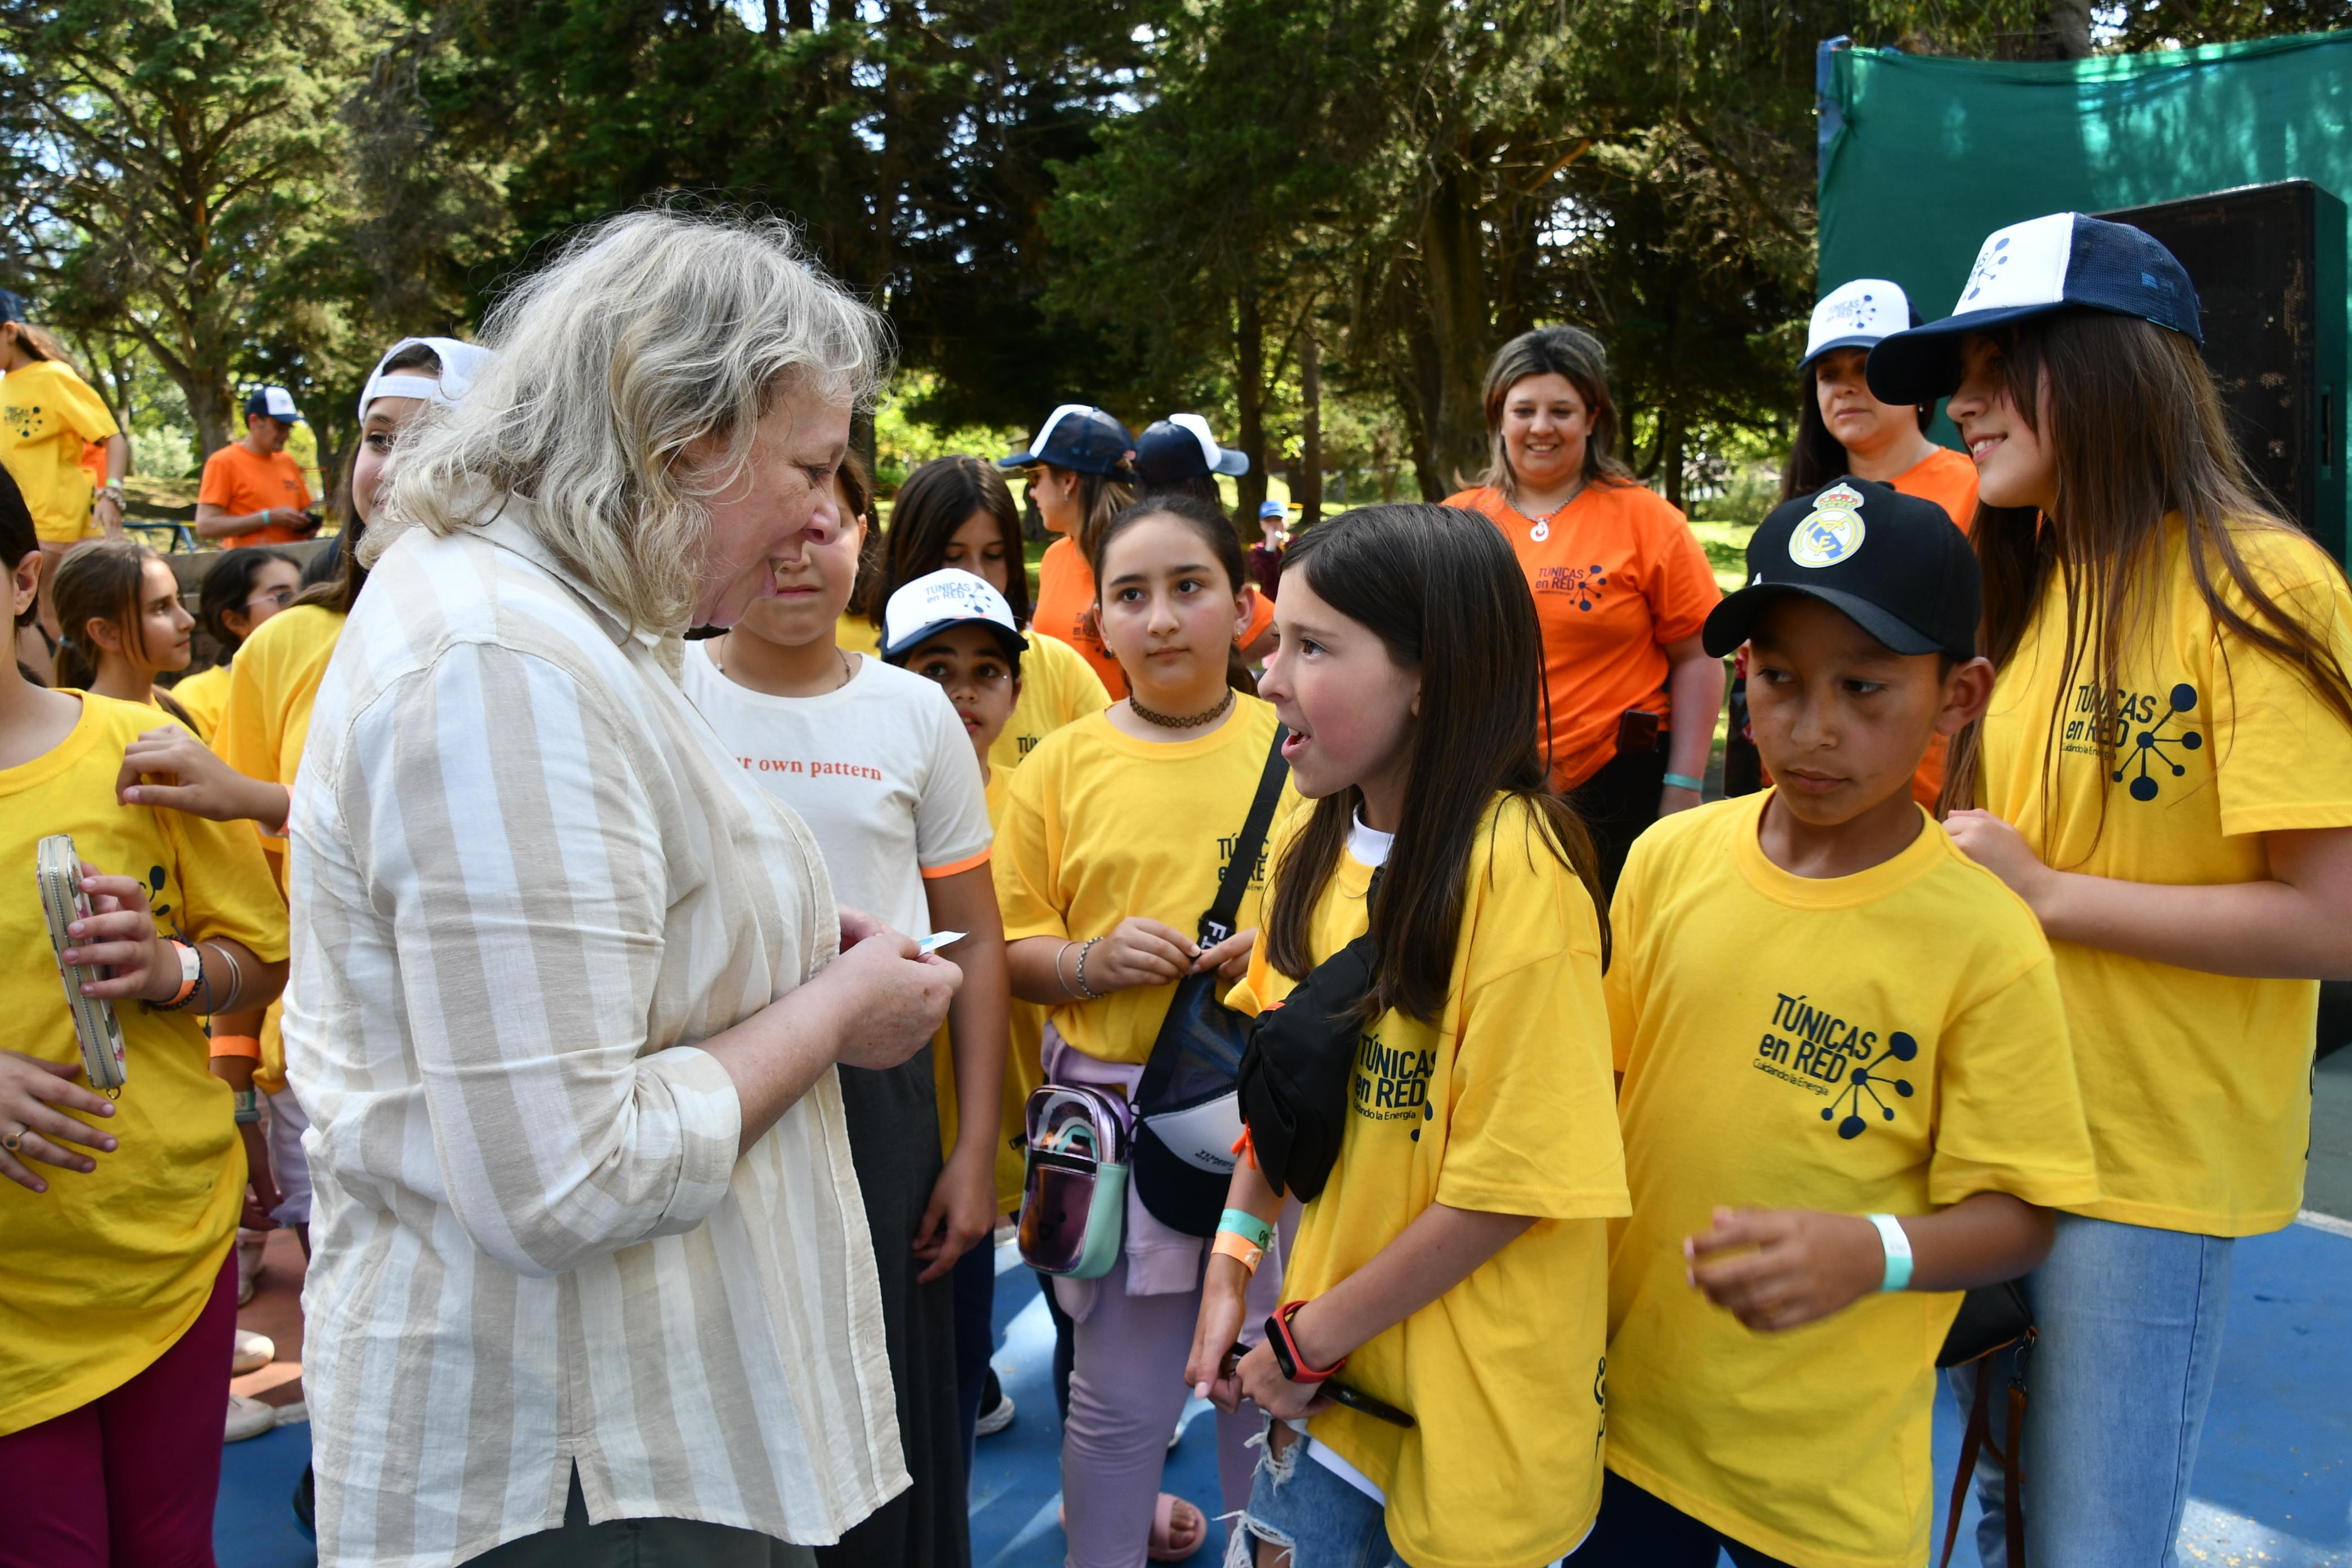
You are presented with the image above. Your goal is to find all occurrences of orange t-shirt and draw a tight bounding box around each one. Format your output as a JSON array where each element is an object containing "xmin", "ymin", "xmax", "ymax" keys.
[
  {"xmin": 1890, "ymin": 446, "xmax": 1979, "ymax": 808},
  {"xmin": 197, "ymin": 442, "xmax": 313, "ymax": 546},
  {"xmin": 1446, "ymin": 483, "xmax": 1720, "ymax": 789},
  {"xmin": 1030, "ymin": 533, "xmax": 1277, "ymax": 700}
]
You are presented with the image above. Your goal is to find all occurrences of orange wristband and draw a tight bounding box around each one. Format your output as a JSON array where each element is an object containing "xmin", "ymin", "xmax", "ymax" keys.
[
  {"xmin": 208, "ymin": 1034, "xmax": 262, "ymax": 1061},
  {"xmin": 1211, "ymin": 1230, "xmax": 1264, "ymax": 1275}
]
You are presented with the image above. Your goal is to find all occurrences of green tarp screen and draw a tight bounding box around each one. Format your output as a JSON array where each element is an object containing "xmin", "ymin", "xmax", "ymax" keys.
[{"xmin": 1818, "ymin": 33, "xmax": 2351, "ymax": 551}]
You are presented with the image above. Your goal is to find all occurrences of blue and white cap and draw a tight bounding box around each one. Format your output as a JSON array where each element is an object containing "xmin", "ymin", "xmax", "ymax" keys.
[
  {"xmin": 1867, "ymin": 212, "xmax": 2202, "ymax": 404},
  {"xmin": 243, "ymin": 385, "xmax": 300, "ymax": 422},
  {"xmin": 1802, "ymin": 279, "xmax": 1919, "ymax": 369},
  {"xmin": 996, "ymin": 403, "xmax": 1135, "ymax": 476},
  {"xmin": 881, "ymin": 568, "xmax": 1028, "ymax": 664}
]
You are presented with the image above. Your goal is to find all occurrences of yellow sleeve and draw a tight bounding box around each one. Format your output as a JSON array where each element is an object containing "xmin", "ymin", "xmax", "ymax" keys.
[
  {"xmin": 1926, "ymin": 946, "xmax": 2100, "ymax": 1210},
  {"xmin": 995, "ymin": 760, "xmax": 1069, "ymax": 944},
  {"xmin": 2206, "ymin": 548, "xmax": 2352, "ymax": 835},
  {"xmin": 1435, "ymin": 847, "xmax": 1628, "ymax": 1220},
  {"xmin": 51, "ymin": 370, "xmax": 120, "ymax": 442},
  {"xmin": 159, "ymin": 800, "xmax": 289, "ymax": 965},
  {"xmin": 1049, "ymin": 637, "xmax": 1112, "ymax": 725},
  {"xmin": 1602, "ymin": 834, "xmax": 1655, "ymax": 1075}
]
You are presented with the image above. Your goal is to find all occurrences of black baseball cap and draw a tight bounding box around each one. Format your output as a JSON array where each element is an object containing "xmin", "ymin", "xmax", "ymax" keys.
[
  {"xmin": 1135, "ymin": 414, "xmax": 1249, "ymax": 485},
  {"xmin": 1703, "ymin": 476, "xmax": 1979, "ymax": 662},
  {"xmin": 997, "ymin": 404, "xmax": 1135, "ymax": 476},
  {"xmin": 1867, "ymin": 212, "xmax": 2202, "ymax": 404}
]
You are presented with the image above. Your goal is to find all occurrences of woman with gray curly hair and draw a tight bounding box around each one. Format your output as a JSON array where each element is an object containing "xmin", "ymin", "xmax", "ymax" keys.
[{"xmin": 286, "ymin": 210, "xmax": 960, "ymax": 1567}]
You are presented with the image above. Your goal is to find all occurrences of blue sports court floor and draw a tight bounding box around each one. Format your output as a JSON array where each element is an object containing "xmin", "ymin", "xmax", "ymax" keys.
[{"xmin": 216, "ymin": 1214, "xmax": 2352, "ymax": 1567}]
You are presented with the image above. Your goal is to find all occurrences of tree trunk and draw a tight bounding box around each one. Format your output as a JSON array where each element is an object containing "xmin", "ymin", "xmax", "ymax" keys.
[
  {"xmin": 1400, "ymin": 320, "xmax": 1445, "ymax": 501},
  {"xmin": 1416, "ymin": 161, "xmax": 1493, "ymax": 495},
  {"xmin": 187, "ymin": 378, "xmax": 237, "ymax": 462},
  {"xmin": 766, "ymin": 0, "xmax": 785, "ymax": 35},
  {"xmin": 1298, "ymin": 315, "xmax": 1324, "ymax": 528},
  {"xmin": 1658, "ymin": 409, "xmax": 1687, "ymax": 512},
  {"xmin": 1235, "ymin": 278, "xmax": 1268, "ymax": 520},
  {"xmin": 2035, "ymin": 0, "xmax": 2093, "ymax": 57}
]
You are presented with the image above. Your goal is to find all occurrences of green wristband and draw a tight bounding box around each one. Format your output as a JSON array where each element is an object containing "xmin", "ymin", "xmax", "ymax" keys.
[
  {"xmin": 1217, "ymin": 1208, "xmax": 1274, "ymax": 1250},
  {"xmin": 1661, "ymin": 771, "xmax": 1705, "ymax": 793}
]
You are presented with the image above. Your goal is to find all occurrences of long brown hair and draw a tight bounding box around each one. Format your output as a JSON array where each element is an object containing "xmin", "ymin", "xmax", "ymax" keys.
[
  {"xmin": 1938, "ymin": 311, "xmax": 2352, "ymax": 850},
  {"xmin": 1091, "ymin": 491, "xmax": 1258, "ymax": 696},
  {"xmin": 1475, "ymin": 326, "xmax": 1636, "ymax": 497},
  {"xmin": 863, "ymin": 455, "xmax": 1032, "ymax": 629},
  {"xmin": 53, "ymin": 538, "xmax": 196, "ymax": 727},
  {"xmin": 1779, "ymin": 358, "xmax": 1934, "ymax": 501},
  {"xmin": 1055, "ymin": 461, "xmax": 1137, "ymax": 565},
  {"xmin": 1264, "ymin": 504, "xmax": 1607, "ymax": 1024}
]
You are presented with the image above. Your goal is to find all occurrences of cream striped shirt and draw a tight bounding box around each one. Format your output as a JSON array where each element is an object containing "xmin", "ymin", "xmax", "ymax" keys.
[{"xmin": 284, "ymin": 505, "xmax": 905, "ymax": 1567}]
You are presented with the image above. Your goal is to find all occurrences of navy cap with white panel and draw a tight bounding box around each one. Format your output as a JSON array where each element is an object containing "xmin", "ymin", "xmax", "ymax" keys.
[
  {"xmin": 881, "ymin": 568, "xmax": 1028, "ymax": 665},
  {"xmin": 1866, "ymin": 212, "xmax": 2203, "ymax": 404},
  {"xmin": 997, "ymin": 403, "xmax": 1135, "ymax": 476},
  {"xmin": 1703, "ymin": 476, "xmax": 1981, "ymax": 663},
  {"xmin": 1801, "ymin": 278, "xmax": 1922, "ymax": 370},
  {"xmin": 1136, "ymin": 413, "xmax": 1250, "ymax": 486},
  {"xmin": 243, "ymin": 385, "xmax": 301, "ymax": 422}
]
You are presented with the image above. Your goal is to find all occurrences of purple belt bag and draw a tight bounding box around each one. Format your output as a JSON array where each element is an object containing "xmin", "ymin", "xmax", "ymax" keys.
[{"xmin": 1017, "ymin": 1085, "xmax": 1133, "ymax": 1279}]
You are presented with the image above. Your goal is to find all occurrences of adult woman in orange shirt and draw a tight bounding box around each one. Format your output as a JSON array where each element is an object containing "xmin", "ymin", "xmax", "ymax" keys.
[
  {"xmin": 999, "ymin": 404, "xmax": 1138, "ymax": 696},
  {"xmin": 1445, "ymin": 326, "xmax": 1721, "ymax": 892}
]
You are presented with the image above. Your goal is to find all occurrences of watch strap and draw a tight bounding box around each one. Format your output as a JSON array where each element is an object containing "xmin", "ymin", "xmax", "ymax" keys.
[{"xmin": 1265, "ymin": 1300, "xmax": 1345, "ymax": 1384}]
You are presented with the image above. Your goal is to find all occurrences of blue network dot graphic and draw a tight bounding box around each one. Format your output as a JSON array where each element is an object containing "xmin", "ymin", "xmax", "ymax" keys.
[
  {"xmin": 1820, "ymin": 1031, "xmax": 1917, "ymax": 1139},
  {"xmin": 2117, "ymin": 683, "xmax": 2203, "ymax": 802}
]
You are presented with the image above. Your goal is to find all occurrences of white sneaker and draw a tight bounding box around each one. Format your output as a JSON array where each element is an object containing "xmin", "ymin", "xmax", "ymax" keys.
[
  {"xmin": 235, "ymin": 1229, "xmax": 268, "ymax": 1306},
  {"xmin": 975, "ymin": 1387, "xmax": 1015, "ymax": 1438},
  {"xmin": 232, "ymin": 1328, "xmax": 277, "ymax": 1377},
  {"xmin": 225, "ymin": 1392, "xmax": 277, "ymax": 1444}
]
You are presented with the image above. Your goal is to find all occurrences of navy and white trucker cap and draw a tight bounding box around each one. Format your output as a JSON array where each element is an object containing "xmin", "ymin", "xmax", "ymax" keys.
[
  {"xmin": 997, "ymin": 403, "xmax": 1135, "ymax": 476},
  {"xmin": 1137, "ymin": 413, "xmax": 1250, "ymax": 485},
  {"xmin": 1867, "ymin": 212, "xmax": 2202, "ymax": 404},
  {"xmin": 1801, "ymin": 279, "xmax": 1921, "ymax": 370}
]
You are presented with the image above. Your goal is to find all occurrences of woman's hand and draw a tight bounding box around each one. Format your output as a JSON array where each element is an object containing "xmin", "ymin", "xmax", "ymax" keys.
[
  {"xmin": 1185, "ymin": 1254, "xmax": 1254, "ymax": 1410},
  {"xmin": 1658, "ymin": 783, "xmax": 1703, "ymax": 817},
  {"xmin": 1193, "ymin": 925, "xmax": 1255, "ymax": 985},
  {"xmin": 59, "ymin": 866, "xmax": 179, "ymax": 1003},
  {"xmin": 912, "ymin": 1143, "xmax": 996, "ymax": 1283},
  {"xmin": 1685, "ymin": 1206, "xmax": 1885, "ymax": 1333},
  {"xmin": 822, "ymin": 923, "xmax": 962, "ymax": 1071},
  {"xmin": 1233, "ymin": 1339, "xmax": 1331, "ymax": 1422},
  {"xmin": 1946, "ymin": 809, "xmax": 2057, "ymax": 912},
  {"xmin": 1088, "ymin": 917, "xmax": 1198, "ymax": 994},
  {"xmin": 117, "ymin": 725, "xmax": 290, "ymax": 826},
  {"xmin": 0, "ymin": 1049, "xmax": 119, "ymax": 1193}
]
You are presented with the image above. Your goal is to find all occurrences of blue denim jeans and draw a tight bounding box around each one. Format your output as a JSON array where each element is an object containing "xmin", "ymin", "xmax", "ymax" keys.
[
  {"xmin": 1960, "ymin": 1211, "xmax": 2234, "ymax": 1568},
  {"xmin": 1231, "ymin": 1428, "xmax": 1404, "ymax": 1568}
]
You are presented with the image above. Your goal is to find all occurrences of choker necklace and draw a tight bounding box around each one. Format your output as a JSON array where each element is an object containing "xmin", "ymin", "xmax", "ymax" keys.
[{"xmin": 1130, "ymin": 689, "xmax": 1235, "ymax": 729}]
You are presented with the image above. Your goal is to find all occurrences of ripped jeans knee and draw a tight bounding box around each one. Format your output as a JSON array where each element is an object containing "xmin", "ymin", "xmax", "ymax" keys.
[{"xmin": 1227, "ymin": 1419, "xmax": 1395, "ymax": 1568}]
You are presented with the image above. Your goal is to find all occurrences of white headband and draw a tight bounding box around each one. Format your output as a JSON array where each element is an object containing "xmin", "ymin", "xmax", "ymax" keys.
[{"xmin": 356, "ymin": 336, "xmax": 492, "ymax": 426}]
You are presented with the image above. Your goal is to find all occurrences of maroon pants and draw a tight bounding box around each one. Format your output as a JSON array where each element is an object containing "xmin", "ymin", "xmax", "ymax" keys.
[{"xmin": 0, "ymin": 1251, "xmax": 235, "ymax": 1568}]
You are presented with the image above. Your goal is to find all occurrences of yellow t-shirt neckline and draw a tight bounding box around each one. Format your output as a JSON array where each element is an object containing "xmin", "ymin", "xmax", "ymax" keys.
[{"xmin": 1732, "ymin": 796, "xmax": 1944, "ymax": 910}]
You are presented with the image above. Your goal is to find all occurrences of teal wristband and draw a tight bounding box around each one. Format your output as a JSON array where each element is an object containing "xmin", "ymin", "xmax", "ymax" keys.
[
  {"xmin": 1866, "ymin": 1212, "xmax": 1913, "ymax": 1292},
  {"xmin": 1217, "ymin": 1208, "xmax": 1274, "ymax": 1250},
  {"xmin": 1661, "ymin": 771, "xmax": 1705, "ymax": 793}
]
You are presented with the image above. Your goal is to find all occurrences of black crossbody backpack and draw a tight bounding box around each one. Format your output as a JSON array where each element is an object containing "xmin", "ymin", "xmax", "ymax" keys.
[
  {"xmin": 1129, "ymin": 725, "xmax": 1290, "ymax": 1237},
  {"xmin": 1234, "ymin": 867, "xmax": 1385, "ymax": 1204}
]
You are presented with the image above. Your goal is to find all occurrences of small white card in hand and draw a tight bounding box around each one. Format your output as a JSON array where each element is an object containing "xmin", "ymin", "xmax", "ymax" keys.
[{"xmin": 918, "ymin": 930, "xmax": 966, "ymax": 955}]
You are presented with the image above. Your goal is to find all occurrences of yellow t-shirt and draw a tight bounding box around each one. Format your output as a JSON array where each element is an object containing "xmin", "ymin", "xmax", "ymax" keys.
[
  {"xmin": 836, "ymin": 612, "xmax": 883, "ymax": 658},
  {"xmin": 167, "ymin": 663, "xmax": 231, "ymax": 743},
  {"xmin": 995, "ymin": 627, "xmax": 1112, "ymax": 777},
  {"xmin": 1603, "ymin": 794, "xmax": 2098, "ymax": 1568},
  {"xmin": 1227, "ymin": 797, "xmax": 1626, "ymax": 1568},
  {"xmin": 996, "ymin": 697, "xmax": 1292, "ymax": 1066},
  {"xmin": 1978, "ymin": 522, "xmax": 2352, "ymax": 1236},
  {"xmin": 0, "ymin": 360, "xmax": 121, "ymax": 542},
  {"xmin": 0, "ymin": 693, "xmax": 289, "ymax": 1436}
]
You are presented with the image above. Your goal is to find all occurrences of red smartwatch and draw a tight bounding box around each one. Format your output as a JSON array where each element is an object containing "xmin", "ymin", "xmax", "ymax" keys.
[{"xmin": 1264, "ymin": 1300, "xmax": 1347, "ymax": 1384}]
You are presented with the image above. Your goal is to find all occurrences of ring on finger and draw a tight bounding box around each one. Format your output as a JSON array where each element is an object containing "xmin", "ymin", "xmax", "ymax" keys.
[{"xmin": 1, "ymin": 1128, "xmax": 21, "ymax": 1153}]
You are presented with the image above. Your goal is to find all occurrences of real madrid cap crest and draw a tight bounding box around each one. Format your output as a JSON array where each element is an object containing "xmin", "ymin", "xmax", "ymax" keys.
[
  {"xmin": 1801, "ymin": 279, "xmax": 1921, "ymax": 370},
  {"xmin": 1701, "ymin": 476, "xmax": 1980, "ymax": 662},
  {"xmin": 881, "ymin": 568, "xmax": 1028, "ymax": 665},
  {"xmin": 1865, "ymin": 212, "xmax": 2202, "ymax": 404}
]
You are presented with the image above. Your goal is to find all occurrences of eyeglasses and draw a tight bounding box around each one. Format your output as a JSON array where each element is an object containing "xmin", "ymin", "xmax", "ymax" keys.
[{"xmin": 243, "ymin": 587, "xmax": 295, "ymax": 612}]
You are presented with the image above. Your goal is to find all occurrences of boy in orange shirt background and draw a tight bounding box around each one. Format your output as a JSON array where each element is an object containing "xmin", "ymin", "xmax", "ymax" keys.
[{"xmin": 195, "ymin": 387, "xmax": 316, "ymax": 547}]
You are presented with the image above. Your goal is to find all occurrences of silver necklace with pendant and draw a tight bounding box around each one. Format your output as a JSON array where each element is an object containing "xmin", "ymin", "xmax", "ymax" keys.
[{"xmin": 1521, "ymin": 484, "xmax": 1582, "ymax": 543}]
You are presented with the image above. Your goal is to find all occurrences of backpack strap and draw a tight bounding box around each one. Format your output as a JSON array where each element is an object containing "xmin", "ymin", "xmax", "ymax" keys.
[{"xmin": 1199, "ymin": 725, "xmax": 1290, "ymax": 945}]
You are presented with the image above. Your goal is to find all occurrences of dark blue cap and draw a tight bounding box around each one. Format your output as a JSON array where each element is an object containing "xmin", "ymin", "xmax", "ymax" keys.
[
  {"xmin": 0, "ymin": 290, "xmax": 25, "ymax": 326},
  {"xmin": 997, "ymin": 404, "xmax": 1134, "ymax": 476},
  {"xmin": 1136, "ymin": 414, "xmax": 1249, "ymax": 485},
  {"xmin": 1867, "ymin": 213, "xmax": 2202, "ymax": 404}
]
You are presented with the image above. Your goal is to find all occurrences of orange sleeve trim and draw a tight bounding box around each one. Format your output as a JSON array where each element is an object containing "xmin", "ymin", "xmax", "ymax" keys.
[{"xmin": 920, "ymin": 847, "xmax": 994, "ymax": 880}]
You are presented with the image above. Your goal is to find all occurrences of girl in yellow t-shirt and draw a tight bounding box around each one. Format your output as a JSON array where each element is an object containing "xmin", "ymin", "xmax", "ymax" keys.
[
  {"xmin": 1184, "ymin": 502, "xmax": 1628, "ymax": 1568},
  {"xmin": 165, "ymin": 546, "xmax": 302, "ymax": 741},
  {"xmin": 0, "ymin": 471, "xmax": 289, "ymax": 1557},
  {"xmin": 1869, "ymin": 213, "xmax": 2352, "ymax": 1565},
  {"xmin": 862, "ymin": 453, "xmax": 1115, "ymax": 1457},
  {"xmin": 997, "ymin": 492, "xmax": 1290, "ymax": 1566}
]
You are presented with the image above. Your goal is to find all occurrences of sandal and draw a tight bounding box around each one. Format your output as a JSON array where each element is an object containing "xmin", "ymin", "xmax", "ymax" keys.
[{"xmin": 1147, "ymin": 1493, "xmax": 1206, "ymax": 1562}]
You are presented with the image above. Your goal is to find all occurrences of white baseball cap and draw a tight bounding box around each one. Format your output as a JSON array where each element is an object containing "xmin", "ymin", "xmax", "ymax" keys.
[
  {"xmin": 882, "ymin": 569, "xmax": 1028, "ymax": 663},
  {"xmin": 1802, "ymin": 279, "xmax": 1919, "ymax": 369}
]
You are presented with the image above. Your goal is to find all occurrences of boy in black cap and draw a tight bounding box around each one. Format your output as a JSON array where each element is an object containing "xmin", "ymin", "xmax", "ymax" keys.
[{"xmin": 1579, "ymin": 476, "xmax": 2100, "ymax": 1568}]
